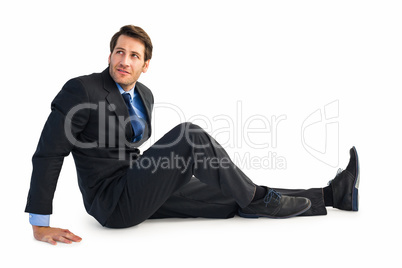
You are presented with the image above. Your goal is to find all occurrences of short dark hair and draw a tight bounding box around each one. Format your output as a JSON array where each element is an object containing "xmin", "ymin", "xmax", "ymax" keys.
[{"xmin": 110, "ymin": 25, "xmax": 153, "ymax": 61}]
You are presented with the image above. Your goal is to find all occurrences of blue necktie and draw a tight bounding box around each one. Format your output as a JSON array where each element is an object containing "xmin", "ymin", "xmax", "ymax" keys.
[{"xmin": 122, "ymin": 93, "xmax": 145, "ymax": 141}]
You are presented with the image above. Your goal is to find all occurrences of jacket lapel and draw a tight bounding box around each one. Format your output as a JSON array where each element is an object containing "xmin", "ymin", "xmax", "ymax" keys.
[{"xmin": 135, "ymin": 83, "xmax": 152, "ymax": 127}]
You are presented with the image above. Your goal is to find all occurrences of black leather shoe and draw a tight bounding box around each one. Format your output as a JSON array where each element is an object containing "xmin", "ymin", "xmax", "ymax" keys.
[
  {"xmin": 328, "ymin": 146, "xmax": 360, "ymax": 211},
  {"xmin": 238, "ymin": 188, "xmax": 312, "ymax": 219}
]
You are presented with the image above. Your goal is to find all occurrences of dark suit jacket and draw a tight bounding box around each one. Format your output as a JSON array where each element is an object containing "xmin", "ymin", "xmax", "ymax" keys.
[{"xmin": 25, "ymin": 67, "xmax": 154, "ymax": 225}]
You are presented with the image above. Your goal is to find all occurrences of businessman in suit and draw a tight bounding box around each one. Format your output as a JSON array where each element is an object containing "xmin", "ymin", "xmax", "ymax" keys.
[{"xmin": 25, "ymin": 25, "xmax": 360, "ymax": 245}]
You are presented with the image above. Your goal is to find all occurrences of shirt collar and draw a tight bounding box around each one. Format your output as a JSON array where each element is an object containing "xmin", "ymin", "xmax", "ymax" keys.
[{"xmin": 115, "ymin": 83, "xmax": 136, "ymax": 99}]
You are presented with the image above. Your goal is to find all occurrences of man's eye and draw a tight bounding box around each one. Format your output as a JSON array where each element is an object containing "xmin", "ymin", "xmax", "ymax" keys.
[
  {"xmin": 132, "ymin": 54, "xmax": 139, "ymax": 58},
  {"xmin": 116, "ymin": 51, "xmax": 123, "ymax": 54}
]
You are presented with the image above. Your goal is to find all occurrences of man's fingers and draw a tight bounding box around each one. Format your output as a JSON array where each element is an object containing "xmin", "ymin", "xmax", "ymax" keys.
[
  {"xmin": 57, "ymin": 236, "xmax": 73, "ymax": 244},
  {"xmin": 43, "ymin": 235, "xmax": 57, "ymax": 245},
  {"xmin": 64, "ymin": 231, "xmax": 82, "ymax": 242}
]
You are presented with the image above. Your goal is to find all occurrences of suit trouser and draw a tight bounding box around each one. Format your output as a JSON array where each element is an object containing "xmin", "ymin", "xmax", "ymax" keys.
[
  {"xmin": 149, "ymin": 180, "xmax": 327, "ymax": 220},
  {"xmin": 104, "ymin": 123, "xmax": 326, "ymax": 228}
]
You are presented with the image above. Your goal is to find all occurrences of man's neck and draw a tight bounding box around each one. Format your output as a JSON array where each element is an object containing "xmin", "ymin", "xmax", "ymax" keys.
[
  {"xmin": 116, "ymin": 82, "xmax": 135, "ymax": 94},
  {"xmin": 119, "ymin": 83, "xmax": 136, "ymax": 92}
]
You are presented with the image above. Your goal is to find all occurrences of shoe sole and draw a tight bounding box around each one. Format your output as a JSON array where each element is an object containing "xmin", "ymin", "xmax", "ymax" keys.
[
  {"xmin": 352, "ymin": 146, "xmax": 360, "ymax": 211},
  {"xmin": 238, "ymin": 200, "xmax": 312, "ymax": 219}
]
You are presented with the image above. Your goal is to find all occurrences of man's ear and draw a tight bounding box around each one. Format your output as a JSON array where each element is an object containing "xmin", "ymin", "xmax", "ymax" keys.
[
  {"xmin": 142, "ymin": 60, "xmax": 151, "ymax": 73},
  {"xmin": 108, "ymin": 54, "xmax": 111, "ymax": 65}
]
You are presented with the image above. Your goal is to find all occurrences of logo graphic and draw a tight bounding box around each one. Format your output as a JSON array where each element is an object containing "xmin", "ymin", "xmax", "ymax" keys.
[{"xmin": 301, "ymin": 100, "xmax": 339, "ymax": 167}]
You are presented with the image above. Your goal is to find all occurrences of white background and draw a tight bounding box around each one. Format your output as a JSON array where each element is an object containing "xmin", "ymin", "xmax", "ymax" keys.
[{"xmin": 1, "ymin": 0, "xmax": 401, "ymax": 267}]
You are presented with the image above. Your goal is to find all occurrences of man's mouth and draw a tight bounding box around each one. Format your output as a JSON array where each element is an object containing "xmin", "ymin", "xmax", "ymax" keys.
[{"xmin": 117, "ymin": 68, "xmax": 130, "ymax": 75}]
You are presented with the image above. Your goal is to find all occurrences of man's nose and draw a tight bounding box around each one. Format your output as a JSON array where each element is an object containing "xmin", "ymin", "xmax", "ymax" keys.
[{"xmin": 120, "ymin": 55, "xmax": 130, "ymax": 66}]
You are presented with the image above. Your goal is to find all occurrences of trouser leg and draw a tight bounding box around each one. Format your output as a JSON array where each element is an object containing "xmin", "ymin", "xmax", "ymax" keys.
[
  {"xmin": 150, "ymin": 176, "xmax": 239, "ymax": 219},
  {"xmin": 150, "ymin": 184, "xmax": 327, "ymax": 220},
  {"xmin": 105, "ymin": 123, "xmax": 255, "ymax": 228}
]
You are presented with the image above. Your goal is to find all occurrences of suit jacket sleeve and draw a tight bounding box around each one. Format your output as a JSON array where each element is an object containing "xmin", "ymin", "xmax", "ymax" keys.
[{"xmin": 25, "ymin": 78, "xmax": 90, "ymax": 214}]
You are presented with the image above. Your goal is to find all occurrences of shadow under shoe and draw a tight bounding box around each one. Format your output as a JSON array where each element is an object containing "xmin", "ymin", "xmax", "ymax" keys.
[
  {"xmin": 328, "ymin": 146, "xmax": 360, "ymax": 211},
  {"xmin": 238, "ymin": 189, "xmax": 312, "ymax": 219}
]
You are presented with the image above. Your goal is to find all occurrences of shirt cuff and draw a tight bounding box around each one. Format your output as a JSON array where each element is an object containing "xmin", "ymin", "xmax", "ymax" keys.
[{"xmin": 29, "ymin": 213, "xmax": 50, "ymax": 227}]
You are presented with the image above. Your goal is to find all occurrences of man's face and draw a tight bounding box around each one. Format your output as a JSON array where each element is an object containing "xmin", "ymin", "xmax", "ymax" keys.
[{"xmin": 108, "ymin": 35, "xmax": 150, "ymax": 91}]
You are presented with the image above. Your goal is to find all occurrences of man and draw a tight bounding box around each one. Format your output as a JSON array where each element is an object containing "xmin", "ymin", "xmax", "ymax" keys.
[{"xmin": 25, "ymin": 25, "xmax": 360, "ymax": 245}]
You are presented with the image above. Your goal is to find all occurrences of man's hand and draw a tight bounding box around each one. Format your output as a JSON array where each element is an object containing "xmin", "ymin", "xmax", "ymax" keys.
[{"xmin": 32, "ymin": 225, "xmax": 82, "ymax": 245}]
